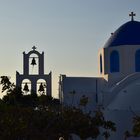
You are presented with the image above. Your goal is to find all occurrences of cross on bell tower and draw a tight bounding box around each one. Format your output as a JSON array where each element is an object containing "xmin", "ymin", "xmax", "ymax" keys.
[
  {"xmin": 129, "ymin": 12, "xmax": 136, "ymax": 21},
  {"xmin": 32, "ymin": 46, "xmax": 37, "ymax": 51},
  {"xmin": 16, "ymin": 46, "xmax": 52, "ymax": 96}
]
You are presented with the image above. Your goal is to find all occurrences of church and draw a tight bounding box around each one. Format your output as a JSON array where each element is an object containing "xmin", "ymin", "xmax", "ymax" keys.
[{"xmin": 59, "ymin": 12, "xmax": 140, "ymax": 139}]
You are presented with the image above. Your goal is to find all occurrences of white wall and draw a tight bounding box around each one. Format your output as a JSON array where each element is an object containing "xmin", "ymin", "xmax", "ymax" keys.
[
  {"xmin": 59, "ymin": 75, "xmax": 103, "ymax": 111},
  {"xmin": 98, "ymin": 45, "xmax": 140, "ymax": 86}
]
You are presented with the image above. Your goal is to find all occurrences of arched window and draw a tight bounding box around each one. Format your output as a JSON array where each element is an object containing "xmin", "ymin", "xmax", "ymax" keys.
[
  {"xmin": 100, "ymin": 55, "xmax": 103, "ymax": 73},
  {"xmin": 110, "ymin": 50, "xmax": 120, "ymax": 72},
  {"xmin": 22, "ymin": 79, "xmax": 31, "ymax": 95},
  {"xmin": 29, "ymin": 53, "xmax": 39, "ymax": 75},
  {"xmin": 135, "ymin": 50, "xmax": 140, "ymax": 72},
  {"xmin": 37, "ymin": 79, "xmax": 47, "ymax": 95}
]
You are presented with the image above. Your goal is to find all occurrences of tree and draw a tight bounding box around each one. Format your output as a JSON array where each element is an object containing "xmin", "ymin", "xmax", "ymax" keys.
[
  {"xmin": 0, "ymin": 76, "xmax": 15, "ymax": 93},
  {"xmin": 0, "ymin": 76, "xmax": 116, "ymax": 140},
  {"xmin": 123, "ymin": 113, "xmax": 140, "ymax": 140}
]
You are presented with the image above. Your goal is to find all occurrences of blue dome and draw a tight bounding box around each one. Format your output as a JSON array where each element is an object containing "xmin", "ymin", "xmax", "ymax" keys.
[{"xmin": 104, "ymin": 21, "xmax": 140, "ymax": 48}]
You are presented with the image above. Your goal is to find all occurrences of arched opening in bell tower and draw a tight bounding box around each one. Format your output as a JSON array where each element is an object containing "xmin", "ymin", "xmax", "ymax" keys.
[
  {"xmin": 22, "ymin": 79, "xmax": 31, "ymax": 95},
  {"xmin": 37, "ymin": 79, "xmax": 47, "ymax": 96},
  {"xmin": 29, "ymin": 53, "xmax": 39, "ymax": 75}
]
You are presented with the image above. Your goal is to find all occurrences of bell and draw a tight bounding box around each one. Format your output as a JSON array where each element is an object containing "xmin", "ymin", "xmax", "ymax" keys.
[
  {"xmin": 38, "ymin": 83, "xmax": 44, "ymax": 92},
  {"xmin": 31, "ymin": 57, "xmax": 37, "ymax": 66},
  {"xmin": 23, "ymin": 83, "xmax": 29, "ymax": 92}
]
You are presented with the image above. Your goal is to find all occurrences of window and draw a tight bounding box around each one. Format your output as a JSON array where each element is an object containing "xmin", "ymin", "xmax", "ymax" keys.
[
  {"xmin": 135, "ymin": 50, "xmax": 140, "ymax": 72},
  {"xmin": 110, "ymin": 51, "xmax": 120, "ymax": 72},
  {"xmin": 100, "ymin": 55, "xmax": 103, "ymax": 73}
]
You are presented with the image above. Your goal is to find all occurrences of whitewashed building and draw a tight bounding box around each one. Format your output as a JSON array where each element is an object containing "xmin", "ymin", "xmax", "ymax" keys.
[{"xmin": 59, "ymin": 13, "xmax": 140, "ymax": 140}]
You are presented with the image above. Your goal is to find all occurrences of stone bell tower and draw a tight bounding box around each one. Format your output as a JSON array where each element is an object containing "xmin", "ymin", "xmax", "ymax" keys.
[{"xmin": 16, "ymin": 46, "xmax": 52, "ymax": 96}]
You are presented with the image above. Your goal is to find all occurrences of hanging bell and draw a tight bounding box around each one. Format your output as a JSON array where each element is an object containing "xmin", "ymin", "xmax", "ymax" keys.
[
  {"xmin": 31, "ymin": 57, "xmax": 37, "ymax": 66},
  {"xmin": 23, "ymin": 83, "xmax": 29, "ymax": 92},
  {"xmin": 38, "ymin": 83, "xmax": 45, "ymax": 92}
]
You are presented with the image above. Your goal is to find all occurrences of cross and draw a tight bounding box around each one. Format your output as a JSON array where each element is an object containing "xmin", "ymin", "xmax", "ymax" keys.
[
  {"xmin": 32, "ymin": 46, "xmax": 37, "ymax": 51},
  {"xmin": 129, "ymin": 12, "xmax": 136, "ymax": 21}
]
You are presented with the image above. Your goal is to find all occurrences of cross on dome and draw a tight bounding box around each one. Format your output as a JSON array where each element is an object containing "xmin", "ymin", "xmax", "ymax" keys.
[{"xmin": 129, "ymin": 12, "xmax": 136, "ymax": 21}]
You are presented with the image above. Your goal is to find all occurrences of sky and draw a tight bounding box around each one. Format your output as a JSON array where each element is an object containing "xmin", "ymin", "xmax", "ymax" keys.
[{"xmin": 0, "ymin": 0, "xmax": 140, "ymax": 98}]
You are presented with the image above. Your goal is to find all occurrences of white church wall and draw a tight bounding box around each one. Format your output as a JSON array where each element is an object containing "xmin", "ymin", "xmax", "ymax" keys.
[
  {"xmin": 108, "ymin": 76, "xmax": 140, "ymax": 111},
  {"xmin": 104, "ymin": 110, "xmax": 138, "ymax": 140},
  {"xmin": 99, "ymin": 45, "xmax": 140, "ymax": 86},
  {"xmin": 105, "ymin": 45, "xmax": 124, "ymax": 85},
  {"xmin": 59, "ymin": 75, "xmax": 103, "ymax": 111},
  {"xmin": 104, "ymin": 76, "xmax": 140, "ymax": 140}
]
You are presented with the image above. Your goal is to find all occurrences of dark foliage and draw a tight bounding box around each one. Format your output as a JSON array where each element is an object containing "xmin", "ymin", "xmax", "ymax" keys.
[{"xmin": 0, "ymin": 76, "xmax": 116, "ymax": 140}]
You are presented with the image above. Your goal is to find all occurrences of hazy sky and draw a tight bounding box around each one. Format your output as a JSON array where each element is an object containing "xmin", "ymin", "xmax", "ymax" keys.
[{"xmin": 0, "ymin": 0, "xmax": 140, "ymax": 97}]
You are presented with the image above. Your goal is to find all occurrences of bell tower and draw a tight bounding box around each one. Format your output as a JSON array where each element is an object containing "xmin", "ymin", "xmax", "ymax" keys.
[{"xmin": 16, "ymin": 46, "xmax": 52, "ymax": 96}]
